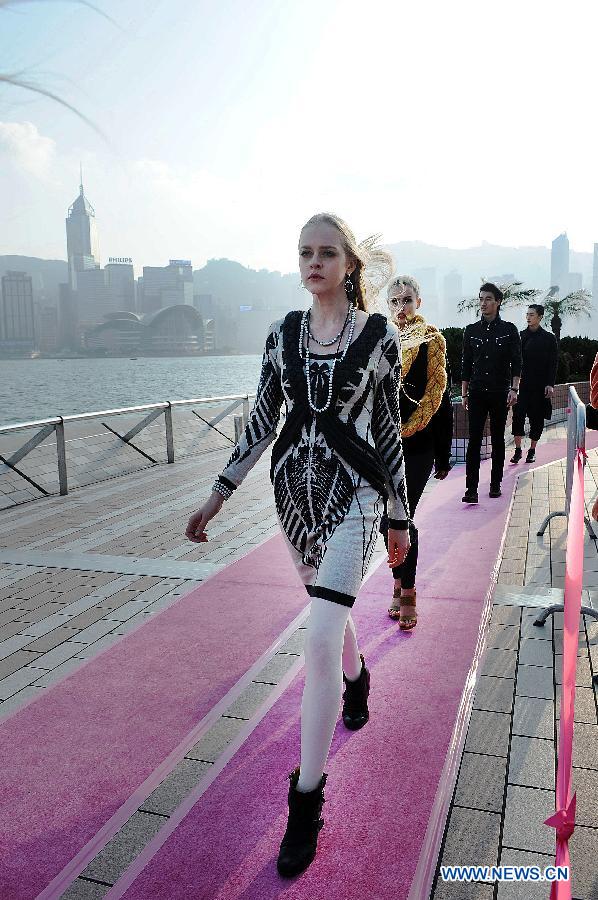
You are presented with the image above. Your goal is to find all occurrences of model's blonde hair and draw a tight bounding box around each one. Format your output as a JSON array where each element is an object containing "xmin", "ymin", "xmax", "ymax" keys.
[
  {"xmin": 387, "ymin": 274, "xmax": 421, "ymax": 299},
  {"xmin": 300, "ymin": 212, "xmax": 394, "ymax": 312}
]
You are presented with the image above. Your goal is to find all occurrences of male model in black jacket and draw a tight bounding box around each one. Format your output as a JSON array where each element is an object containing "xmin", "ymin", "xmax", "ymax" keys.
[
  {"xmin": 510, "ymin": 304, "xmax": 558, "ymax": 464},
  {"xmin": 461, "ymin": 283, "xmax": 522, "ymax": 502}
]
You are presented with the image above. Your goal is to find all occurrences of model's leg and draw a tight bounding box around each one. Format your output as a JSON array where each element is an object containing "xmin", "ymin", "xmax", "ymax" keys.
[
  {"xmin": 465, "ymin": 392, "xmax": 489, "ymax": 493},
  {"xmin": 342, "ymin": 613, "xmax": 362, "ymax": 681},
  {"xmin": 298, "ymin": 596, "xmax": 352, "ymax": 792},
  {"xmin": 489, "ymin": 392, "xmax": 509, "ymax": 488},
  {"xmin": 380, "ymin": 509, "xmax": 401, "ymax": 614},
  {"xmin": 392, "ymin": 447, "xmax": 434, "ymax": 628},
  {"xmin": 397, "ymin": 447, "xmax": 434, "ymax": 591},
  {"xmin": 511, "ymin": 398, "xmax": 525, "ymax": 461},
  {"xmin": 527, "ymin": 395, "xmax": 544, "ymax": 460}
]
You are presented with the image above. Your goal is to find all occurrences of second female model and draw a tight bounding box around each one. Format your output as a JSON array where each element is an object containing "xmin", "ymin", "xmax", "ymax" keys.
[
  {"xmin": 186, "ymin": 213, "xmax": 409, "ymax": 878},
  {"xmin": 380, "ymin": 275, "xmax": 452, "ymax": 628}
]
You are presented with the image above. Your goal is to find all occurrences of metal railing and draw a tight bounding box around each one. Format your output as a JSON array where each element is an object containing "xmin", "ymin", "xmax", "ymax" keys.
[
  {"xmin": 537, "ymin": 386, "xmax": 594, "ymax": 535},
  {"xmin": 0, "ymin": 394, "xmax": 252, "ymax": 501},
  {"xmin": 533, "ymin": 386, "xmax": 598, "ymax": 637}
]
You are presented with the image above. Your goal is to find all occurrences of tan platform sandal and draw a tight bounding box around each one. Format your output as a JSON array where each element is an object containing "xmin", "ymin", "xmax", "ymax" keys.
[
  {"xmin": 388, "ymin": 585, "xmax": 402, "ymax": 620},
  {"xmin": 399, "ymin": 590, "xmax": 417, "ymax": 631}
]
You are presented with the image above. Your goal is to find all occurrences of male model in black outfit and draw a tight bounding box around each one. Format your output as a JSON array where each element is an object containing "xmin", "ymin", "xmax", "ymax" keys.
[
  {"xmin": 510, "ymin": 304, "xmax": 558, "ymax": 464},
  {"xmin": 461, "ymin": 283, "xmax": 522, "ymax": 503}
]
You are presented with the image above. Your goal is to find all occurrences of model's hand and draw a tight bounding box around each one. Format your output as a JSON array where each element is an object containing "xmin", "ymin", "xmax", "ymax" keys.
[
  {"xmin": 185, "ymin": 492, "xmax": 224, "ymax": 543},
  {"xmin": 434, "ymin": 467, "xmax": 451, "ymax": 480},
  {"xmin": 507, "ymin": 389, "xmax": 518, "ymax": 407},
  {"xmin": 545, "ymin": 386, "xmax": 555, "ymax": 398},
  {"xmin": 592, "ymin": 496, "xmax": 598, "ymax": 522},
  {"xmin": 387, "ymin": 528, "xmax": 410, "ymax": 568},
  {"xmin": 462, "ymin": 395, "xmax": 468, "ymax": 411}
]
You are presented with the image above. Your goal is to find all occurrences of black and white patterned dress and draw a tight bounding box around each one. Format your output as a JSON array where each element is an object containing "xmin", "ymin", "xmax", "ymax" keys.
[{"xmin": 214, "ymin": 311, "xmax": 409, "ymax": 608}]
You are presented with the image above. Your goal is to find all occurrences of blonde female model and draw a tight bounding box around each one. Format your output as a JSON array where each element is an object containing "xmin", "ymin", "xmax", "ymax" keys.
[{"xmin": 186, "ymin": 213, "xmax": 409, "ymax": 877}]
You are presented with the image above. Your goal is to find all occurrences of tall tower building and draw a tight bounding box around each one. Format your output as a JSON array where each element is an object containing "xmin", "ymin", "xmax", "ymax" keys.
[
  {"xmin": 105, "ymin": 259, "xmax": 136, "ymax": 312},
  {"xmin": 0, "ymin": 271, "xmax": 35, "ymax": 351},
  {"xmin": 65, "ymin": 169, "xmax": 100, "ymax": 290},
  {"xmin": 140, "ymin": 260, "xmax": 194, "ymax": 314},
  {"xmin": 443, "ymin": 271, "xmax": 463, "ymax": 301},
  {"xmin": 550, "ymin": 233, "xmax": 569, "ymax": 293}
]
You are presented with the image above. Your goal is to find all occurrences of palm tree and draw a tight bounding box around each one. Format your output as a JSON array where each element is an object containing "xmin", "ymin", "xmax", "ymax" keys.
[
  {"xmin": 457, "ymin": 279, "xmax": 542, "ymax": 315},
  {"xmin": 542, "ymin": 285, "xmax": 592, "ymax": 345}
]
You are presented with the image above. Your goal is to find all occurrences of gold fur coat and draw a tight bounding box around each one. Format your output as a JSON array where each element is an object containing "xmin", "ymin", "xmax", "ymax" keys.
[{"xmin": 399, "ymin": 314, "xmax": 447, "ymax": 438}]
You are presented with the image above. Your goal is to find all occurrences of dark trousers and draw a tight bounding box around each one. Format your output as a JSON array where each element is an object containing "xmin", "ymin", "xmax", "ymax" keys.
[
  {"xmin": 512, "ymin": 390, "xmax": 545, "ymax": 442},
  {"xmin": 380, "ymin": 444, "xmax": 435, "ymax": 587},
  {"xmin": 466, "ymin": 390, "xmax": 509, "ymax": 491}
]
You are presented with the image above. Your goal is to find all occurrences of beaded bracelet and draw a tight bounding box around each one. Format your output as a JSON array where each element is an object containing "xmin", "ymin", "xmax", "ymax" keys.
[{"xmin": 212, "ymin": 480, "xmax": 233, "ymax": 501}]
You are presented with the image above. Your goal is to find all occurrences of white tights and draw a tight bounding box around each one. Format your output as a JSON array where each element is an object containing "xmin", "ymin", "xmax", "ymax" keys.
[{"xmin": 296, "ymin": 597, "xmax": 363, "ymax": 792}]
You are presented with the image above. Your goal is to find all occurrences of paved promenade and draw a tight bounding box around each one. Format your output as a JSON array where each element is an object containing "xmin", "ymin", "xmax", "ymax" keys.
[
  {"xmin": 432, "ymin": 427, "xmax": 598, "ymax": 900},
  {"xmin": 0, "ymin": 422, "xmax": 596, "ymax": 899}
]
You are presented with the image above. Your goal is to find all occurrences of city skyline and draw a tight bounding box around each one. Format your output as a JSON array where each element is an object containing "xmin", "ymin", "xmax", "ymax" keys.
[
  {"xmin": 3, "ymin": 172, "xmax": 598, "ymax": 353},
  {"xmin": 2, "ymin": 1, "xmax": 598, "ymax": 274}
]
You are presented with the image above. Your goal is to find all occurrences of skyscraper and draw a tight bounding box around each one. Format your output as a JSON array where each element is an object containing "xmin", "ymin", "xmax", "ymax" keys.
[
  {"xmin": 105, "ymin": 259, "xmax": 136, "ymax": 312},
  {"xmin": 550, "ymin": 233, "xmax": 569, "ymax": 293},
  {"xmin": 1, "ymin": 271, "xmax": 35, "ymax": 351},
  {"xmin": 65, "ymin": 169, "xmax": 100, "ymax": 291},
  {"xmin": 140, "ymin": 261, "xmax": 194, "ymax": 314},
  {"xmin": 413, "ymin": 267, "xmax": 438, "ymax": 300}
]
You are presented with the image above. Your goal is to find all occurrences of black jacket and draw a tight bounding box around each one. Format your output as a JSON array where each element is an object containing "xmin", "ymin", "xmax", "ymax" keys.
[
  {"xmin": 519, "ymin": 326, "xmax": 558, "ymax": 392},
  {"xmin": 400, "ymin": 344, "xmax": 453, "ymax": 471},
  {"xmin": 462, "ymin": 314, "xmax": 522, "ymax": 392}
]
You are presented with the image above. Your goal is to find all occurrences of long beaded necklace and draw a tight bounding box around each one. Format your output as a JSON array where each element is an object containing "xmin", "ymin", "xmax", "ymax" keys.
[{"xmin": 299, "ymin": 303, "xmax": 357, "ymax": 414}]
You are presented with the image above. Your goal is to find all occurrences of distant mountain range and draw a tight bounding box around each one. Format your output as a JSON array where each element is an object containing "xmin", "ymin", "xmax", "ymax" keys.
[{"xmin": 2, "ymin": 240, "xmax": 596, "ymax": 337}]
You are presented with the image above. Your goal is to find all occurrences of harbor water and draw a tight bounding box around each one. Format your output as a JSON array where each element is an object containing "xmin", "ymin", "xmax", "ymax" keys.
[{"xmin": 0, "ymin": 356, "xmax": 263, "ymax": 427}]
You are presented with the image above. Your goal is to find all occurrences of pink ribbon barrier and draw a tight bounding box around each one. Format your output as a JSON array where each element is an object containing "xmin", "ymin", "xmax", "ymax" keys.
[{"xmin": 544, "ymin": 448, "xmax": 586, "ymax": 899}]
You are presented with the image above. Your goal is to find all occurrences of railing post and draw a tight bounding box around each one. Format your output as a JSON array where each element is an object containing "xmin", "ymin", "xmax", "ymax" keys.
[
  {"xmin": 55, "ymin": 418, "xmax": 68, "ymax": 495},
  {"xmin": 242, "ymin": 397, "xmax": 250, "ymax": 427},
  {"xmin": 234, "ymin": 415, "xmax": 243, "ymax": 442},
  {"xmin": 165, "ymin": 402, "xmax": 175, "ymax": 464}
]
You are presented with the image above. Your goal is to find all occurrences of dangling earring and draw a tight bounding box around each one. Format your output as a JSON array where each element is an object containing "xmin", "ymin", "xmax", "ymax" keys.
[{"xmin": 345, "ymin": 275, "xmax": 355, "ymax": 299}]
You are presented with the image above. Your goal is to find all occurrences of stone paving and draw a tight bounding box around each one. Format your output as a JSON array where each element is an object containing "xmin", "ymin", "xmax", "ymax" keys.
[
  {"xmin": 432, "ymin": 436, "xmax": 598, "ymax": 900},
  {"xmin": 0, "ymin": 446, "xmax": 280, "ymax": 716},
  {"xmin": 1, "ymin": 421, "xmax": 597, "ymax": 898}
]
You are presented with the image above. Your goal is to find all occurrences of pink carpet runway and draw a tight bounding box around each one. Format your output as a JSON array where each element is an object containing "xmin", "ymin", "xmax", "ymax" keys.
[
  {"xmin": 106, "ymin": 435, "xmax": 592, "ymax": 900},
  {"xmin": 2, "ymin": 433, "xmax": 593, "ymax": 899},
  {"xmin": 0, "ymin": 536, "xmax": 307, "ymax": 899}
]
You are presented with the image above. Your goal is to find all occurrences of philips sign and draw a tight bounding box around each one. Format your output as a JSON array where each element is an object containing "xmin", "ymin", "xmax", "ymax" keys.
[{"xmin": 108, "ymin": 257, "xmax": 133, "ymax": 264}]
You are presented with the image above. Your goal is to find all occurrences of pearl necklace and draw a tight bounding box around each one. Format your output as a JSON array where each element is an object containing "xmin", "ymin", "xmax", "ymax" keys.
[{"xmin": 299, "ymin": 305, "xmax": 357, "ymax": 414}]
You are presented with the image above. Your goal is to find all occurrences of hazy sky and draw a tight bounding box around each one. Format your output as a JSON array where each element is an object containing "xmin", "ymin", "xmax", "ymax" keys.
[{"xmin": 1, "ymin": 0, "xmax": 597, "ymax": 274}]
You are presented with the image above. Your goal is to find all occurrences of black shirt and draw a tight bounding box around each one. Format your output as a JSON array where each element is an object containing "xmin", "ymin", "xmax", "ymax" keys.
[
  {"xmin": 519, "ymin": 326, "xmax": 558, "ymax": 392},
  {"xmin": 462, "ymin": 314, "xmax": 522, "ymax": 393}
]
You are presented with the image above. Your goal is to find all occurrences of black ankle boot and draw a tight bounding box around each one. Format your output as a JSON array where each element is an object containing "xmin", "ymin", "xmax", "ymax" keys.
[
  {"xmin": 342, "ymin": 654, "xmax": 370, "ymax": 731},
  {"xmin": 277, "ymin": 768, "xmax": 327, "ymax": 877}
]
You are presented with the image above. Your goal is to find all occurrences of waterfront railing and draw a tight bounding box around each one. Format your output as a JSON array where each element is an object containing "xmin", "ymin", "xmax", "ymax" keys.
[
  {"xmin": 0, "ymin": 394, "xmax": 253, "ymax": 510},
  {"xmin": 0, "ymin": 381, "xmax": 590, "ymax": 510}
]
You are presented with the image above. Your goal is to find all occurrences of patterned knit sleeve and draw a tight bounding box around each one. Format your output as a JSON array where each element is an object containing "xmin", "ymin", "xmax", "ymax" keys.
[
  {"xmin": 214, "ymin": 320, "xmax": 284, "ymax": 496},
  {"xmin": 372, "ymin": 324, "xmax": 410, "ymax": 529}
]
